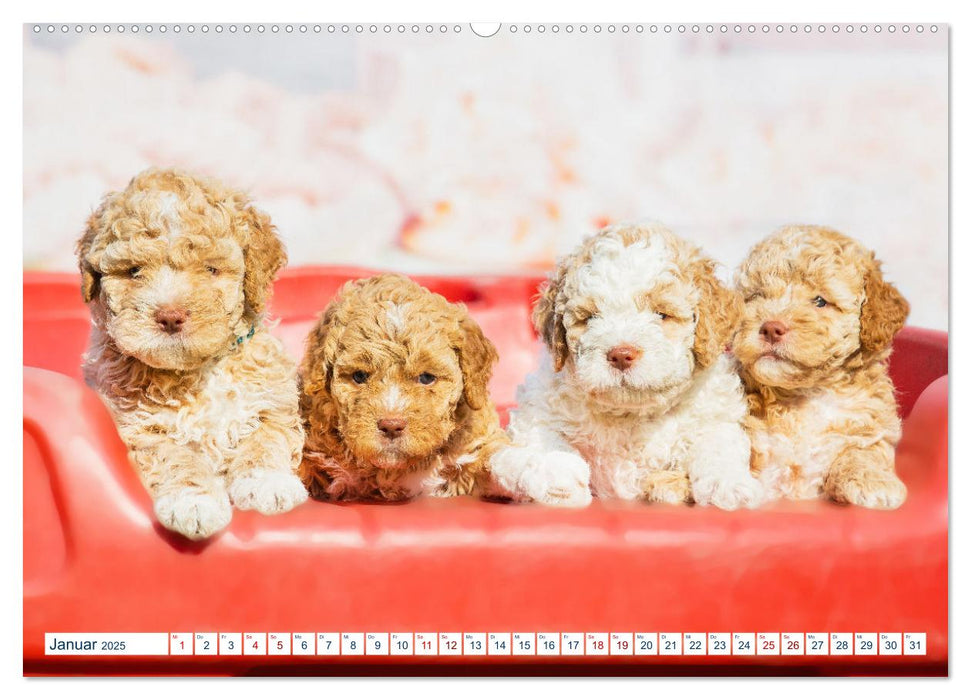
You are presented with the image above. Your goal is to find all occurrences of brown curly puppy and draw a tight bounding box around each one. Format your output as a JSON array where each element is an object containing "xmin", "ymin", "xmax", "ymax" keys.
[
  {"xmin": 733, "ymin": 225, "xmax": 910, "ymax": 509},
  {"xmin": 298, "ymin": 274, "xmax": 508, "ymax": 501},
  {"xmin": 78, "ymin": 168, "xmax": 306, "ymax": 540}
]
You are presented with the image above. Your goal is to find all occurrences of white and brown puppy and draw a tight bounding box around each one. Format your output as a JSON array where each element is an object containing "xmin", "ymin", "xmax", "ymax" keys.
[
  {"xmin": 734, "ymin": 225, "xmax": 910, "ymax": 509},
  {"xmin": 491, "ymin": 222, "xmax": 764, "ymax": 509},
  {"xmin": 77, "ymin": 168, "xmax": 307, "ymax": 540}
]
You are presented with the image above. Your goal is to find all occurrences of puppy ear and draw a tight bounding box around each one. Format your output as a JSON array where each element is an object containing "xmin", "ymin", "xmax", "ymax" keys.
[
  {"xmin": 860, "ymin": 262, "xmax": 909, "ymax": 353},
  {"xmin": 301, "ymin": 302, "xmax": 342, "ymax": 396},
  {"xmin": 533, "ymin": 272, "xmax": 569, "ymax": 372},
  {"xmin": 301, "ymin": 278, "xmax": 366, "ymax": 396},
  {"xmin": 76, "ymin": 210, "xmax": 102, "ymax": 303},
  {"xmin": 240, "ymin": 204, "xmax": 287, "ymax": 317},
  {"xmin": 455, "ymin": 311, "xmax": 498, "ymax": 411},
  {"xmin": 299, "ymin": 306, "xmax": 345, "ymax": 487},
  {"xmin": 691, "ymin": 259, "xmax": 743, "ymax": 369}
]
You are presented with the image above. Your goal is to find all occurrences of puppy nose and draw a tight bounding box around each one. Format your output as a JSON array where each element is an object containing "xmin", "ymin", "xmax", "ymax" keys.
[
  {"xmin": 760, "ymin": 320, "xmax": 789, "ymax": 344},
  {"xmin": 154, "ymin": 306, "xmax": 188, "ymax": 335},
  {"xmin": 607, "ymin": 344, "xmax": 642, "ymax": 371},
  {"xmin": 377, "ymin": 417, "xmax": 407, "ymax": 439}
]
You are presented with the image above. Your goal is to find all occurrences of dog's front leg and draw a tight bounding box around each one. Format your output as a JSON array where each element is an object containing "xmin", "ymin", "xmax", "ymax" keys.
[
  {"xmin": 127, "ymin": 437, "xmax": 232, "ymax": 541},
  {"xmin": 490, "ymin": 425, "xmax": 593, "ymax": 508},
  {"xmin": 225, "ymin": 413, "xmax": 308, "ymax": 515},
  {"xmin": 442, "ymin": 425, "xmax": 511, "ymax": 499},
  {"xmin": 824, "ymin": 442, "xmax": 906, "ymax": 509},
  {"xmin": 685, "ymin": 422, "xmax": 765, "ymax": 510}
]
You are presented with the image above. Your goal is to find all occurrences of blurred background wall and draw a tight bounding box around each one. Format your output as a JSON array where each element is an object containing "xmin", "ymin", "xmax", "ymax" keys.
[{"xmin": 24, "ymin": 25, "xmax": 948, "ymax": 329}]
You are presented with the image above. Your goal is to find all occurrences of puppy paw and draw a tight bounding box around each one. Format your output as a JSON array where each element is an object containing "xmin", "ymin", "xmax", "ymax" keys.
[
  {"xmin": 154, "ymin": 489, "xmax": 232, "ymax": 540},
  {"xmin": 491, "ymin": 446, "xmax": 592, "ymax": 507},
  {"xmin": 829, "ymin": 468, "xmax": 907, "ymax": 510},
  {"xmin": 641, "ymin": 471, "xmax": 692, "ymax": 505},
  {"xmin": 229, "ymin": 469, "xmax": 309, "ymax": 514},
  {"xmin": 519, "ymin": 451, "xmax": 593, "ymax": 508},
  {"xmin": 692, "ymin": 471, "xmax": 765, "ymax": 510}
]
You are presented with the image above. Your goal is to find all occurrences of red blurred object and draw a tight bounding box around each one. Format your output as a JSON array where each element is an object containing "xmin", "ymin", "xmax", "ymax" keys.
[{"xmin": 23, "ymin": 269, "xmax": 947, "ymax": 676}]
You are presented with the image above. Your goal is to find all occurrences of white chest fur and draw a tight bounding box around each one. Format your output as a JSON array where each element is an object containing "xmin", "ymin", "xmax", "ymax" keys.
[
  {"xmin": 191, "ymin": 364, "xmax": 265, "ymax": 451},
  {"xmin": 547, "ymin": 356, "xmax": 746, "ymax": 501},
  {"xmin": 752, "ymin": 390, "xmax": 856, "ymax": 499},
  {"xmin": 113, "ymin": 358, "xmax": 272, "ymax": 468},
  {"xmin": 579, "ymin": 410, "xmax": 685, "ymax": 499}
]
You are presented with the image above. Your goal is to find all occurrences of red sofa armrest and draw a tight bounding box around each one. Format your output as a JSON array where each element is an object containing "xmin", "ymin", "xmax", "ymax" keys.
[
  {"xmin": 24, "ymin": 367, "xmax": 156, "ymax": 586},
  {"xmin": 895, "ymin": 374, "xmax": 948, "ymax": 505}
]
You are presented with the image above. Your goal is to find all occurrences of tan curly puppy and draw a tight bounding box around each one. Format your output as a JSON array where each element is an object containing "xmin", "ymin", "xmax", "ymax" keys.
[
  {"xmin": 298, "ymin": 274, "xmax": 508, "ymax": 501},
  {"xmin": 734, "ymin": 225, "xmax": 910, "ymax": 509},
  {"xmin": 77, "ymin": 168, "xmax": 307, "ymax": 540}
]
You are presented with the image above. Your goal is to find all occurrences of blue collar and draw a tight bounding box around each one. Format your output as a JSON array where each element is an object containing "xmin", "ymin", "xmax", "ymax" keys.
[{"xmin": 235, "ymin": 325, "xmax": 256, "ymax": 346}]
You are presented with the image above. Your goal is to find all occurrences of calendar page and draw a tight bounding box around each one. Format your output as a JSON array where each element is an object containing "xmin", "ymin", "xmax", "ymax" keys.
[{"xmin": 22, "ymin": 20, "xmax": 948, "ymax": 678}]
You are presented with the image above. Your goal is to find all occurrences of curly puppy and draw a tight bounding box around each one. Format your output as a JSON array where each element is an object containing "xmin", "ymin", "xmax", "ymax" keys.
[
  {"xmin": 491, "ymin": 222, "xmax": 764, "ymax": 509},
  {"xmin": 734, "ymin": 225, "xmax": 910, "ymax": 509},
  {"xmin": 77, "ymin": 168, "xmax": 307, "ymax": 540},
  {"xmin": 298, "ymin": 274, "xmax": 508, "ymax": 501}
]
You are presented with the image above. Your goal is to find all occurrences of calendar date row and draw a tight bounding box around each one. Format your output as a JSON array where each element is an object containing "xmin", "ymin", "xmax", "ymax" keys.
[{"xmin": 159, "ymin": 632, "xmax": 927, "ymax": 657}]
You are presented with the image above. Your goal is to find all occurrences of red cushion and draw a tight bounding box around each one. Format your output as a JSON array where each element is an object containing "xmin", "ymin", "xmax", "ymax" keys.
[{"xmin": 22, "ymin": 269, "xmax": 948, "ymax": 675}]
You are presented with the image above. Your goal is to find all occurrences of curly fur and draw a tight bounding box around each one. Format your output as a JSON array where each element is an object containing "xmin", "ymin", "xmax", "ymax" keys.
[
  {"xmin": 298, "ymin": 273, "xmax": 508, "ymax": 501},
  {"xmin": 491, "ymin": 222, "xmax": 763, "ymax": 509},
  {"xmin": 733, "ymin": 225, "xmax": 910, "ymax": 509},
  {"xmin": 77, "ymin": 168, "xmax": 306, "ymax": 540}
]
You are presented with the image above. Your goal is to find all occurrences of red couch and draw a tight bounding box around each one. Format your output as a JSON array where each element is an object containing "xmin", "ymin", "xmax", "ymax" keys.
[{"xmin": 23, "ymin": 268, "xmax": 948, "ymax": 676}]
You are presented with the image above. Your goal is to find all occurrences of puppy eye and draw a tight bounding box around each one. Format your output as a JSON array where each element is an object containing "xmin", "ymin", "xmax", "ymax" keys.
[
  {"xmin": 812, "ymin": 295, "xmax": 829, "ymax": 308},
  {"xmin": 657, "ymin": 312, "xmax": 670, "ymax": 321},
  {"xmin": 351, "ymin": 370, "xmax": 369, "ymax": 384},
  {"xmin": 127, "ymin": 266, "xmax": 141, "ymax": 278},
  {"xmin": 206, "ymin": 265, "xmax": 220, "ymax": 276},
  {"xmin": 417, "ymin": 372, "xmax": 437, "ymax": 385}
]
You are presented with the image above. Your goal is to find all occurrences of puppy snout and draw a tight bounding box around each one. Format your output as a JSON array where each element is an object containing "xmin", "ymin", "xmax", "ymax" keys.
[
  {"xmin": 606, "ymin": 344, "xmax": 642, "ymax": 371},
  {"xmin": 155, "ymin": 306, "xmax": 189, "ymax": 335},
  {"xmin": 377, "ymin": 417, "xmax": 407, "ymax": 439},
  {"xmin": 760, "ymin": 320, "xmax": 789, "ymax": 344}
]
